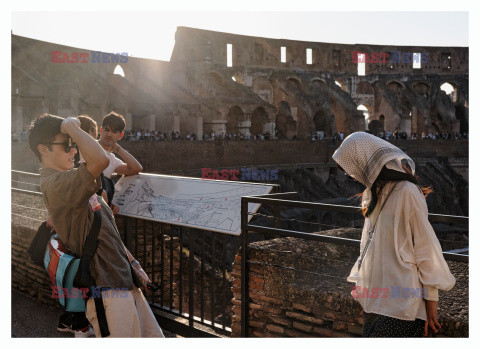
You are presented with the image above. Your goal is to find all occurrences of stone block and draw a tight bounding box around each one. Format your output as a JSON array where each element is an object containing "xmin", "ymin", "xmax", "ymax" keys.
[
  {"xmin": 270, "ymin": 316, "xmax": 292, "ymax": 327},
  {"xmin": 292, "ymin": 303, "xmax": 311, "ymax": 313},
  {"xmin": 266, "ymin": 324, "xmax": 285, "ymax": 334}
]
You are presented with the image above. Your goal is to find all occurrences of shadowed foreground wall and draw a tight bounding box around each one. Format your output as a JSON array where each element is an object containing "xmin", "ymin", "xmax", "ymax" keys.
[{"xmin": 230, "ymin": 231, "xmax": 468, "ymax": 337}]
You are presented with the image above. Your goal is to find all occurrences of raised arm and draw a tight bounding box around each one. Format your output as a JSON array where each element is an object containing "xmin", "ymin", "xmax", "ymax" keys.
[
  {"xmin": 61, "ymin": 117, "xmax": 109, "ymax": 178},
  {"xmin": 112, "ymin": 144, "xmax": 143, "ymax": 176}
]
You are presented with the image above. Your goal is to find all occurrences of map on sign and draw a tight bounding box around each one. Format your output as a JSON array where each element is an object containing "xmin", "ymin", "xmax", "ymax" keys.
[{"xmin": 113, "ymin": 174, "xmax": 274, "ymax": 235}]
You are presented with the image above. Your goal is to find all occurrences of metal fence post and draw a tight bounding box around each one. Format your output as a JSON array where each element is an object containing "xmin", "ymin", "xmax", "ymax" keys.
[
  {"xmin": 240, "ymin": 197, "xmax": 249, "ymax": 337},
  {"xmin": 189, "ymin": 229, "xmax": 195, "ymax": 327}
]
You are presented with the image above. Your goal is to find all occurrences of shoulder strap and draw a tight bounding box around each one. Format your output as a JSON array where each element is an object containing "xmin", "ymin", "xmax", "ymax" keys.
[
  {"xmin": 73, "ymin": 208, "xmax": 110, "ymax": 337},
  {"xmin": 369, "ymin": 182, "xmax": 399, "ymax": 233},
  {"xmin": 82, "ymin": 209, "xmax": 102, "ymax": 258},
  {"xmin": 358, "ymin": 182, "xmax": 399, "ymax": 269}
]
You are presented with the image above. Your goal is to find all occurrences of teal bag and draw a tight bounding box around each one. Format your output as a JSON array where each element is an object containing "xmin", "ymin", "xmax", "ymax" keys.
[{"xmin": 44, "ymin": 234, "xmax": 87, "ymax": 312}]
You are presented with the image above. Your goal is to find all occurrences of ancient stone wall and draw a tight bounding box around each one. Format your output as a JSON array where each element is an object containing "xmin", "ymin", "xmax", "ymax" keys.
[
  {"xmin": 12, "ymin": 28, "xmax": 468, "ymax": 140},
  {"xmin": 172, "ymin": 27, "xmax": 468, "ymax": 75},
  {"xmin": 11, "ymin": 139, "xmax": 468, "ymax": 174},
  {"xmin": 230, "ymin": 233, "xmax": 468, "ymax": 337}
]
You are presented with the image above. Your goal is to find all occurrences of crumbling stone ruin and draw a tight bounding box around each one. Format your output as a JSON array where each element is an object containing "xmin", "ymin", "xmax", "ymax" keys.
[{"xmin": 12, "ymin": 27, "xmax": 468, "ymax": 138}]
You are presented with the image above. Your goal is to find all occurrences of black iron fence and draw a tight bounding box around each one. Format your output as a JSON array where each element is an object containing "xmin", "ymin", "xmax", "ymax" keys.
[
  {"xmin": 119, "ymin": 216, "xmax": 240, "ymax": 336},
  {"xmin": 239, "ymin": 193, "xmax": 469, "ymax": 337}
]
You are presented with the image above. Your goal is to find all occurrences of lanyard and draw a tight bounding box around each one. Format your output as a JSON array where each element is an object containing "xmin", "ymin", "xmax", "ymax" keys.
[{"xmin": 358, "ymin": 182, "xmax": 398, "ymax": 269}]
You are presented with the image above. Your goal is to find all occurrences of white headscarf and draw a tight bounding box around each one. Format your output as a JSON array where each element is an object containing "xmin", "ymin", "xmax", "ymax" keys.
[{"xmin": 332, "ymin": 132, "xmax": 415, "ymax": 208}]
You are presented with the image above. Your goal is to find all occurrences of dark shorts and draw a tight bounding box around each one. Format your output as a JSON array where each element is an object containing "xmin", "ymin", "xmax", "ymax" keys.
[{"xmin": 363, "ymin": 312, "xmax": 424, "ymax": 337}]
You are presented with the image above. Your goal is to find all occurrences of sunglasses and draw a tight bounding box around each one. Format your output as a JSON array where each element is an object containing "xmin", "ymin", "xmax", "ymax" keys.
[{"xmin": 43, "ymin": 138, "xmax": 78, "ymax": 153}]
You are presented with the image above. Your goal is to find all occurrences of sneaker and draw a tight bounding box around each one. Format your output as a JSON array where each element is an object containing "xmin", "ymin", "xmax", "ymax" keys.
[
  {"xmin": 74, "ymin": 325, "xmax": 95, "ymax": 338},
  {"xmin": 57, "ymin": 322, "xmax": 75, "ymax": 334}
]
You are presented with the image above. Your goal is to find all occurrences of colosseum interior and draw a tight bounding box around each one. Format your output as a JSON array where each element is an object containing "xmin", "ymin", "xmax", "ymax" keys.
[{"xmin": 11, "ymin": 26, "xmax": 468, "ymax": 139}]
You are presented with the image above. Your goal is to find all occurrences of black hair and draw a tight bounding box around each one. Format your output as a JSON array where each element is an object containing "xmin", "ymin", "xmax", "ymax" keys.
[
  {"xmin": 362, "ymin": 164, "xmax": 432, "ymax": 217},
  {"xmin": 102, "ymin": 111, "xmax": 126, "ymax": 132},
  {"xmin": 28, "ymin": 113, "xmax": 64, "ymax": 161}
]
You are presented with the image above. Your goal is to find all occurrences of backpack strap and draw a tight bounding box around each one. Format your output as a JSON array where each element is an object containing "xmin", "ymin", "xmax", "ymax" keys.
[{"xmin": 73, "ymin": 209, "xmax": 110, "ymax": 337}]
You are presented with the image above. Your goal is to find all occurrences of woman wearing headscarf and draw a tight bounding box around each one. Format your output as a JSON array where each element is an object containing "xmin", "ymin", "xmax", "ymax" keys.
[{"xmin": 332, "ymin": 132, "xmax": 455, "ymax": 337}]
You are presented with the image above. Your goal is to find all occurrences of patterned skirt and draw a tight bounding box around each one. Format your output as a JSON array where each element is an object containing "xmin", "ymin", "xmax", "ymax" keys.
[{"xmin": 362, "ymin": 312, "xmax": 425, "ymax": 337}]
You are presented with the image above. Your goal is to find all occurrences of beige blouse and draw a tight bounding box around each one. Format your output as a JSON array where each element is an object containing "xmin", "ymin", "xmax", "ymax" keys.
[{"xmin": 348, "ymin": 181, "xmax": 456, "ymax": 321}]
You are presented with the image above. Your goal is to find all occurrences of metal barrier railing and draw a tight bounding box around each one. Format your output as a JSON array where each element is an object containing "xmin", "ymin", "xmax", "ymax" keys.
[
  {"xmin": 119, "ymin": 216, "xmax": 239, "ymax": 336},
  {"xmin": 239, "ymin": 193, "xmax": 469, "ymax": 337}
]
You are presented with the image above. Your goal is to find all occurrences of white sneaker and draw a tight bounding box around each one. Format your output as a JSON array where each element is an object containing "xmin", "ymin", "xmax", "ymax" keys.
[{"xmin": 74, "ymin": 326, "xmax": 95, "ymax": 338}]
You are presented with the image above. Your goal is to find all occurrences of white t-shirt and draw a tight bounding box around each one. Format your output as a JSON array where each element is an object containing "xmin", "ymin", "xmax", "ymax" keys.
[{"xmin": 103, "ymin": 150, "xmax": 125, "ymax": 178}]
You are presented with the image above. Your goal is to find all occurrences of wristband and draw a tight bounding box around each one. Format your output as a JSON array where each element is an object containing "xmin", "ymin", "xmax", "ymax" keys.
[{"xmin": 131, "ymin": 259, "xmax": 139, "ymax": 268}]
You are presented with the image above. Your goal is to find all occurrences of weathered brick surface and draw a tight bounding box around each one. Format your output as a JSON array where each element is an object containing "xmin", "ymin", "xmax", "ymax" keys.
[
  {"xmin": 231, "ymin": 236, "xmax": 469, "ymax": 338},
  {"xmin": 266, "ymin": 324, "xmax": 285, "ymax": 334},
  {"xmin": 292, "ymin": 321, "xmax": 313, "ymax": 333}
]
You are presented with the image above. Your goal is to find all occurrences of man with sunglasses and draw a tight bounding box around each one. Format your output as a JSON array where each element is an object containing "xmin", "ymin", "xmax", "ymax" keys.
[{"xmin": 28, "ymin": 113, "xmax": 164, "ymax": 337}]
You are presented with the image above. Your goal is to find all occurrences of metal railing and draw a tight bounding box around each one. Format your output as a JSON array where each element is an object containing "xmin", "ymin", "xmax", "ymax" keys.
[
  {"xmin": 239, "ymin": 193, "xmax": 469, "ymax": 337},
  {"xmin": 119, "ymin": 216, "xmax": 240, "ymax": 336}
]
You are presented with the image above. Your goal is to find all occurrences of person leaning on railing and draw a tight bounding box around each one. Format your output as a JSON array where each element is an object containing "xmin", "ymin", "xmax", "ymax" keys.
[
  {"xmin": 28, "ymin": 114, "xmax": 164, "ymax": 338},
  {"xmin": 333, "ymin": 131, "xmax": 455, "ymax": 338}
]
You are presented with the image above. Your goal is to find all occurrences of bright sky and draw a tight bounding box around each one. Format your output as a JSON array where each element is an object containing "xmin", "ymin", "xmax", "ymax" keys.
[{"xmin": 11, "ymin": 11, "xmax": 468, "ymax": 62}]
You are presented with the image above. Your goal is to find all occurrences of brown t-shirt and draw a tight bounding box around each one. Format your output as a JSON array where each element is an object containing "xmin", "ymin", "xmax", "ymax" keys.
[{"xmin": 40, "ymin": 163, "xmax": 134, "ymax": 290}]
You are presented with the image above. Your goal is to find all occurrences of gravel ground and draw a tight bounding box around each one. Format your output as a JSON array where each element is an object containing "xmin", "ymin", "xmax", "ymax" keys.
[{"xmin": 11, "ymin": 288, "xmax": 180, "ymax": 338}]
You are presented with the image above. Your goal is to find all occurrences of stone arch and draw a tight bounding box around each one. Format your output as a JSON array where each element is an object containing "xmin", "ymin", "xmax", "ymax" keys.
[
  {"xmin": 275, "ymin": 101, "xmax": 296, "ymax": 139},
  {"xmin": 379, "ymin": 114, "xmax": 385, "ymax": 129},
  {"xmin": 368, "ymin": 119, "xmax": 384, "ymax": 135},
  {"xmin": 412, "ymin": 82, "xmax": 431, "ymax": 97},
  {"xmin": 386, "ymin": 81, "xmax": 405, "ymax": 99},
  {"xmin": 251, "ymin": 107, "xmax": 269, "ymax": 136},
  {"xmin": 357, "ymin": 104, "xmax": 373, "ymax": 116},
  {"xmin": 386, "ymin": 80, "xmax": 405, "ymax": 91},
  {"xmin": 286, "ymin": 77, "xmax": 302, "ymax": 90},
  {"xmin": 309, "ymin": 78, "xmax": 328, "ymax": 94},
  {"xmin": 310, "ymin": 77, "xmax": 327, "ymax": 85},
  {"xmin": 226, "ymin": 106, "xmax": 244, "ymax": 134},
  {"xmin": 313, "ymin": 109, "xmax": 334, "ymax": 137},
  {"xmin": 440, "ymin": 82, "xmax": 458, "ymax": 103},
  {"xmin": 357, "ymin": 104, "xmax": 372, "ymax": 129},
  {"xmin": 356, "ymin": 81, "xmax": 374, "ymax": 95},
  {"xmin": 113, "ymin": 64, "xmax": 125, "ymax": 77}
]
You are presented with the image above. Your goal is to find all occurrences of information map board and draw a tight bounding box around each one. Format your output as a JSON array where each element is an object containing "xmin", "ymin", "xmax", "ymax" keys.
[{"xmin": 113, "ymin": 173, "xmax": 274, "ymax": 235}]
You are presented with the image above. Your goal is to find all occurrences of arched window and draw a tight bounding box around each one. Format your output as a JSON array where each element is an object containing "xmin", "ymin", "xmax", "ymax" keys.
[
  {"xmin": 440, "ymin": 82, "xmax": 457, "ymax": 103},
  {"xmin": 113, "ymin": 65, "xmax": 125, "ymax": 77},
  {"xmin": 357, "ymin": 105, "xmax": 370, "ymax": 129}
]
